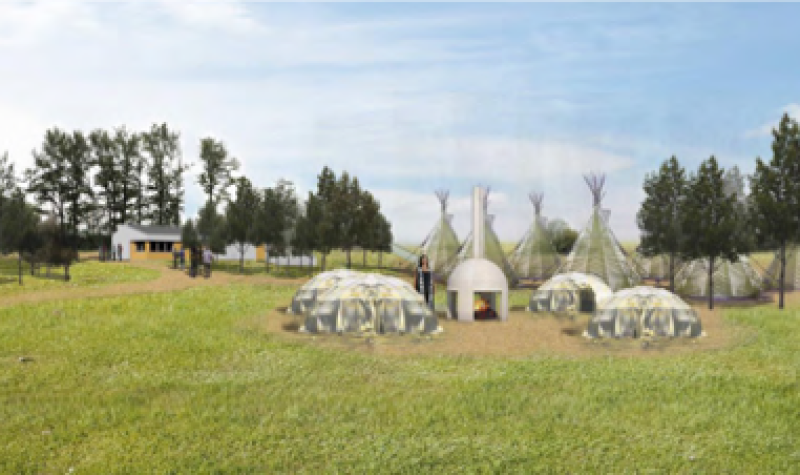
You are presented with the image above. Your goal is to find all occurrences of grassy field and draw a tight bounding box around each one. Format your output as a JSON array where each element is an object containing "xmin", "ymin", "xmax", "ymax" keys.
[
  {"xmin": 1, "ymin": 257, "xmax": 799, "ymax": 472},
  {"xmin": 0, "ymin": 258, "xmax": 160, "ymax": 297}
]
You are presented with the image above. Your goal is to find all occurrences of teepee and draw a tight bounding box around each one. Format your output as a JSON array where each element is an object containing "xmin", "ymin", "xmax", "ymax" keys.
[
  {"xmin": 764, "ymin": 244, "xmax": 800, "ymax": 291},
  {"xmin": 557, "ymin": 174, "xmax": 640, "ymax": 291},
  {"xmin": 674, "ymin": 256, "xmax": 763, "ymax": 300},
  {"xmin": 443, "ymin": 187, "xmax": 517, "ymax": 284},
  {"xmin": 419, "ymin": 190, "xmax": 461, "ymax": 276},
  {"xmin": 508, "ymin": 192, "xmax": 560, "ymax": 281}
]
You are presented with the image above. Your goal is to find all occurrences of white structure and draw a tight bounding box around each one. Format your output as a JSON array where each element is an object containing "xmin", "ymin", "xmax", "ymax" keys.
[
  {"xmin": 112, "ymin": 224, "xmax": 181, "ymax": 261},
  {"xmin": 110, "ymin": 224, "xmax": 314, "ymax": 263},
  {"xmin": 446, "ymin": 186, "xmax": 509, "ymax": 322}
]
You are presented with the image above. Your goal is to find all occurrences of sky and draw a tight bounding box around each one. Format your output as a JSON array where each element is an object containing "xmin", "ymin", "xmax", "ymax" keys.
[{"xmin": 1, "ymin": 2, "xmax": 799, "ymax": 245}]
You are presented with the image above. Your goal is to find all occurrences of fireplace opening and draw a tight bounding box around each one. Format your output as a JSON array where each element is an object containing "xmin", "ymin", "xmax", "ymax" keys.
[{"xmin": 473, "ymin": 291, "xmax": 499, "ymax": 320}]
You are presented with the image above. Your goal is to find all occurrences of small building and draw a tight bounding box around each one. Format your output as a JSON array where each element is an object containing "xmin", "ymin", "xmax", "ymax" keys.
[
  {"xmin": 111, "ymin": 224, "xmax": 315, "ymax": 264},
  {"xmin": 112, "ymin": 224, "xmax": 182, "ymax": 261}
]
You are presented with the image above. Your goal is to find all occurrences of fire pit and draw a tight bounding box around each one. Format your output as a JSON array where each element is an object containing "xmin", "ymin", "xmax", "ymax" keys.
[
  {"xmin": 446, "ymin": 186, "xmax": 509, "ymax": 322},
  {"xmin": 474, "ymin": 293, "xmax": 499, "ymax": 320}
]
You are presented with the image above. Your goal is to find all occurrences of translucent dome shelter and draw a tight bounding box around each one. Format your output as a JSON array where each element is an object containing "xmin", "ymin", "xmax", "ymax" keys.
[
  {"xmin": 586, "ymin": 286, "xmax": 701, "ymax": 338},
  {"xmin": 674, "ymin": 256, "xmax": 763, "ymax": 300},
  {"xmin": 528, "ymin": 272, "xmax": 613, "ymax": 313},
  {"xmin": 764, "ymin": 244, "xmax": 800, "ymax": 291},
  {"xmin": 299, "ymin": 273, "xmax": 441, "ymax": 335},
  {"xmin": 287, "ymin": 269, "xmax": 362, "ymax": 315},
  {"xmin": 634, "ymin": 253, "xmax": 675, "ymax": 282}
]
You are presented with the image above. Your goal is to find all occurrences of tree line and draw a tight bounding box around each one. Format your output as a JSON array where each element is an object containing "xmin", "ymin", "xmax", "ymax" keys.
[
  {"xmin": 637, "ymin": 113, "xmax": 800, "ymax": 310},
  {"xmin": 0, "ymin": 124, "xmax": 393, "ymax": 283},
  {"xmin": 179, "ymin": 165, "xmax": 392, "ymax": 274}
]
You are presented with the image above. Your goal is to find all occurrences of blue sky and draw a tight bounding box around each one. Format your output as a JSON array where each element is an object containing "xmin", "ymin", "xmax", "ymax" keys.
[{"xmin": 0, "ymin": 2, "xmax": 798, "ymax": 244}]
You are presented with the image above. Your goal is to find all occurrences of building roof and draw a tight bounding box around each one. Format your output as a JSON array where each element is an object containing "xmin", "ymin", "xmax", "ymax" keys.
[{"xmin": 122, "ymin": 224, "xmax": 181, "ymax": 236}]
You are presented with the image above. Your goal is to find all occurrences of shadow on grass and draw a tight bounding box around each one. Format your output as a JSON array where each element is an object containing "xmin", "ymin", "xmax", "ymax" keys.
[{"xmin": 282, "ymin": 320, "xmax": 302, "ymax": 332}]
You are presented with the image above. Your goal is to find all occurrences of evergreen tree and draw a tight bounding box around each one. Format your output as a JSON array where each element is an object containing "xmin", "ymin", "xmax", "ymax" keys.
[
  {"xmin": 143, "ymin": 123, "xmax": 184, "ymax": 225},
  {"xmin": 0, "ymin": 188, "xmax": 40, "ymax": 285},
  {"xmin": 681, "ymin": 156, "xmax": 747, "ymax": 309},
  {"xmin": 256, "ymin": 180, "xmax": 297, "ymax": 271},
  {"xmin": 196, "ymin": 202, "xmax": 227, "ymax": 253},
  {"xmin": 374, "ymin": 213, "xmax": 393, "ymax": 268},
  {"xmin": 750, "ymin": 113, "xmax": 800, "ymax": 309},
  {"xmin": 334, "ymin": 172, "xmax": 360, "ymax": 269},
  {"xmin": 197, "ymin": 137, "xmax": 239, "ymax": 244},
  {"xmin": 296, "ymin": 192, "xmax": 322, "ymax": 272},
  {"xmin": 314, "ymin": 166, "xmax": 339, "ymax": 271},
  {"xmin": 90, "ymin": 129, "xmax": 122, "ymax": 236},
  {"xmin": 637, "ymin": 155, "xmax": 689, "ymax": 292},
  {"xmin": 356, "ymin": 191, "xmax": 380, "ymax": 268},
  {"xmin": 181, "ymin": 218, "xmax": 200, "ymax": 250},
  {"xmin": 0, "ymin": 151, "xmax": 18, "ymax": 249},
  {"xmin": 26, "ymin": 128, "xmax": 90, "ymax": 261},
  {"xmin": 225, "ymin": 177, "xmax": 260, "ymax": 273},
  {"xmin": 290, "ymin": 200, "xmax": 316, "ymax": 274}
]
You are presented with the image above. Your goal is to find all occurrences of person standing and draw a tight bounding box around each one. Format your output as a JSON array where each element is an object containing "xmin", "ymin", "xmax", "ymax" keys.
[
  {"xmin": 414, "ymin": 254, "xmax": 435, "ymax": 311},
  {"xmin": 189, "ymin": 246, "xmax": 197, "ymax": 278},
  {"xmin": 202, "ymin": 246, "xmax": 213, "ymax": 278},
  {"xmin": 118, "ymin": 244, "xmax": 123, "ymax": 261},
  {"xmin": 179, "ymin": 247, "xmax": 185, "ymax": 270}
]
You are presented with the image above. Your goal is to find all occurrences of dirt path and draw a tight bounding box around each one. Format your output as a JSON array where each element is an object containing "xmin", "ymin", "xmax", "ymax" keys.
[
  {"xmin": 261, "ymin": 302, "xmax": 756, "ymax": 359},
  {"xmin": 0, "ymin": 262, "xmax": 308, "ymax": 309}
]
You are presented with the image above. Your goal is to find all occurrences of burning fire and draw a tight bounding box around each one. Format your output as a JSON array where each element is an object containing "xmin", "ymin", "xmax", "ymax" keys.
[{"xmin": 474, "ymin": 297, "xmax": 490, "ymax": 311}]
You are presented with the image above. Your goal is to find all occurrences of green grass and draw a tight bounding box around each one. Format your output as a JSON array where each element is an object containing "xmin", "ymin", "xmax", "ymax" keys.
[
  {"xmin": 1, "ymin": 278, "xmax": 799, "ymax": 472},
  {"xmin": 0, "ymin": 259, "xmax": 160, "ymax": 297}
]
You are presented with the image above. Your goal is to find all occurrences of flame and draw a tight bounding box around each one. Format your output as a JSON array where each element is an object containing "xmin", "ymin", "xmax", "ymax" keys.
[{"xmin": 474, "ymin": 297, "xmax": 489, "ymax": 311}]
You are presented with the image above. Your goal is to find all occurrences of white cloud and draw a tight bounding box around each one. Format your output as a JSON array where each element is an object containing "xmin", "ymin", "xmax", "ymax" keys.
[
  {"xmin": 155, "ymin": 1, "xmax": 261, "ymax": 33},
  {"xmin": 744, "ymin": 103, "xmax": 800, "ymax": 138},
  {"xmin": 0, "ymin": 1, "xmax": 102, "ymax": 47},
  {"xmin": 0, "ymin": 2, "xmax": 652, "ymax": 243}
]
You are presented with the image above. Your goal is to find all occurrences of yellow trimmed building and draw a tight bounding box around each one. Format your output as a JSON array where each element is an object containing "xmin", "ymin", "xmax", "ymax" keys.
[{"xmin": 111, "ymin": 224, "xmax": 314, "ymax": 264}]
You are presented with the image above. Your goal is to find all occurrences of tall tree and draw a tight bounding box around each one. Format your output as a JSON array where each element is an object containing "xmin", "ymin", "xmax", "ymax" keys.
[
  {"xmin": 181, "ymin": 218, "xmax": 201, "ymax": 250},
  {"xmin": 225, "ymin": 177, "xmax": 261, "ymax": 273},
  {"xmin": 637, "ymin": 156, "xmax": 689, "ymax": 292},
  {"xmin": 681, "ymin": 156, "xmax": 746, "ymax": 309},
  {"xmin": 26, "ymin": 128, "xmax": 91, "ymax": 260},
  {"xmin": 291, "ymin": 198, "xmax": 316, "ymax": 274},
  {"xmin": 334, "ymin": 172, "xmax": 361, "ymax": 269},
  {"xmin": 0, "ymin": 151, "xmax": 18, "ymax": 248},
  {"xmin": 356, "ymin": 190, "xmax": 380, "ymax": 268},
  {"xmin": 257, "ymin": 180, "xmax": 297, "ymax": 271},
  {"xmin": 112, "ymin": 127, "xmax": 145, "ymax": 224},
  {"xmin": 723, "ymin": 165, "xmax": 747, "ymax": 202},
  {"xmin": 63, "ymin": 130, "xmax": 93, "ymax": 254},
  {"xmin": 196, "ymin": 202, "xmax": 227, "ymax": 253},
  {"xmin": 90, "ymin": 129, "xmax": 123, "ymax": 234},
  {"xmin": 374, "ymin": 212, "xmax": 393, "ymax": 268},
  {"xmin": 197, "ymin": 137, "xmax": 239, "ymax": 243},
  {"xmin": 750, "ymin": 113, "xmax": 800, "ymax": 309},
  {"xmin": 314, "ymin": 166, "xmax": 339, "ymax": 271},
  {"xmin": 298, "ymin": 191, "xmax": 322, "ymax": 271},
  {"xmin": 143, "ymin": 123, "xmax": 184, "ymax": 225},
  {"xmin": 0, "ymin": 188, "xmax": 40, "ymax": 285}
]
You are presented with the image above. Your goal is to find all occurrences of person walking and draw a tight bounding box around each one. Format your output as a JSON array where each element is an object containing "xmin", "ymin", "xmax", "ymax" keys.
[
  {"xmin": 414, "ymin": 254, "xmax": 435, "ymax": 311},
  {"xmin": 203, "ymin": 246, "xmax": 213, "ymax": 278},
  {"xmin": 179, "ymin": 247, "xmax": 185, "ymax": 270}
]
